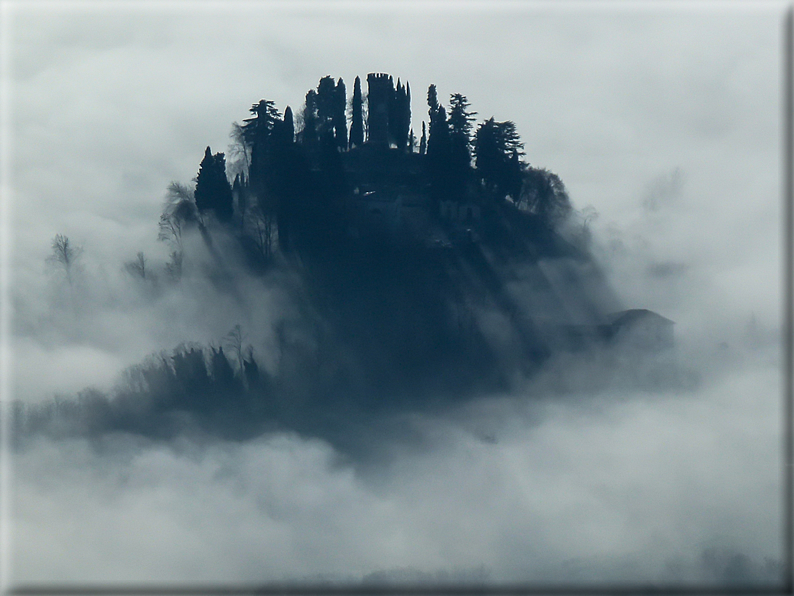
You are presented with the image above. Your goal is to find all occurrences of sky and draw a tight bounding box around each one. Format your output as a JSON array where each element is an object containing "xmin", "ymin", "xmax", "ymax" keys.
[{"xmin": 0, "ymin": 0, "xmax": 790, "ymax": 588}]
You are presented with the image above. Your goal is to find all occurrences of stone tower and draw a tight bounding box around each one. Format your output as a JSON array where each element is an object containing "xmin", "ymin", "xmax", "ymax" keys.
[{"xmin": 366, "ymin": 73, "xmax": 393, "ymax": 147}]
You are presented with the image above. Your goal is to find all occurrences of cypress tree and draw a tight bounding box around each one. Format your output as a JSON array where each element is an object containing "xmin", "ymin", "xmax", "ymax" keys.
[
  {"xmin": 194, "ymin": 146, "xmax": 215, "ymax": 213},
  {"xmin": 426, "ymin": 104, "xmax": 451, "ymax": 207},
  {"xmin": 390, "ymin": 79, "xmax": 410, "ymax": 150},
  {"xmin": 195, "ymin": 146, "xmax": 233, "ymax": 222},
  {"xmin": 349, "ymin": 76, "xmax": 364, "ymax": 149},
  {"xmin": 212, "ymin": 152, "xmax": 233, "ymax": 222},
  {"xmin": 427, "ymin": 84, "xmax": 439, "ymax": 119},
  {"xmin": 283, "ymin": 106, "xmax": 294, "ymax": 144},
  {"xmin": 333, "ymin": 77, "xmax": 348, "ymax": 151},
  {"xmin": 300, "ymin": 89, "xmax": 318, "ymax": 148},
  {"xmin": 419, "ymin": 121, "xmax": 427, "ymax": 155}
]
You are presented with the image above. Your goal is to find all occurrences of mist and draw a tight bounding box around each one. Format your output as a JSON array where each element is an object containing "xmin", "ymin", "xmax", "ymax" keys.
[{"xmin": 3, "ymin": 1, "xmax": 787, "ymax": 589}]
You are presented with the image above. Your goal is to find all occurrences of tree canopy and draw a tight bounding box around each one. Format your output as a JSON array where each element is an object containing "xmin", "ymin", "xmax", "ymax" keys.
[{"xmin": 173, "ymin": 72, "xmax": 572, "ymax": 265}]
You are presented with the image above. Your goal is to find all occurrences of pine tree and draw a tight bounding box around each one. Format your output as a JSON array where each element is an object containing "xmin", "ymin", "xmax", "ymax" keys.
[
  {"xmin": 447, "ymin": 94, "xmax": 477, "ymax": 197},
  {"xmin": 349, "ymin": 76, "xmax": 364, "ymax": 149},
  {"xmin": 448, "ymin": 94, "xmax": 476, "ymax": 151},
  {"xmin": 243, "ymin": 99, "xmax": 282, "ymax": 206},
  {"xmin": 241, "ymin": 100, "xmax": 280, "ymax": 148}
]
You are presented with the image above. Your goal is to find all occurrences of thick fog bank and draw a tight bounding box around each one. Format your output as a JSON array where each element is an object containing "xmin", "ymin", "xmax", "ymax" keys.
[
  {"xmin": 6, "ymin": 174, "xmax": 784, "ymax": 585},
  {"xmin": 10, "ymin": 335, "xmax": 781, "ymax": 583},
  {"xmin": 4, "ymin": 4, "xmax": 785, "ymax": 584}
]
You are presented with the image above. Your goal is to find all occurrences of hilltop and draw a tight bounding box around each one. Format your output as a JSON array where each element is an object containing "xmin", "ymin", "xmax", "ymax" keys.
[{"xmin": 19, "ymin": 74, "xmax": 685, "ymax": 448}]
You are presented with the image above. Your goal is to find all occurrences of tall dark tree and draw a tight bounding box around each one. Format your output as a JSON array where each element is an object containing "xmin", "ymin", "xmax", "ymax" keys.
[
  {"xmin": 419, "ymin": 121, "xmax": 427, "ymax": 155},
  {"xmin": 241, "ymin": 100, "xmax": 280, "ymax": 148},
  {"xmin": 473, "ymin": 118, "xmax": 501, "ymax": 199},
  {"xmin": 473, "ymin": 118, "xmax": 525, "ymax": 203},
  {"xmin": 299, "ymin": 89, "xmax": 319, "ymax": 148},
  {"xmin": 282, "ymin": 106, "xmax": 294, "ymax": 144},
  {"xmin": 349, "ymin": 76, "xmax": 364, "ymax": 149},
  {"xmin": 232, "ymin": 173, "xmax": 245, "ymax": 222},
  {"xmin": 427, "ymin": 84, "xmax": 439, "ymax": 118},
  {"xmin": 448, "ymin": 94, "xmax": 476, "ymax": 151},
  {"xmin": 212, "ymin": 152, "xmax": 234, "ymax": 222},
  {"xmin": 315, "ymin": 75, "xmax": 337, "ymax": 144},
  {"xmin": 426, "ymin": 100, "xmax": 451, "ymax": 207},
  {"xmin": 195, "ymin": 146, "xmax": 234, "ymax": 222},
  {"xmin": 333, "ymin": 77, "xmax": 348, "ymax": 151},
  {"xmin": 447, "ymin": 94, "xmax": 477, "ymax": 197},
  {"xmin": 389, "ymin": 78, "xmax": 410, "ymax": 151},
  {"xmin": 426, "ymin": 84, "xmax": 447, "ymax": 157},
  {"xmin": 243, "ymin": 99, "xmax": 282, "ymax": 209},
  {"xmin": 400, "ymin": 81, "xmax": 411, "ymax": 151}
]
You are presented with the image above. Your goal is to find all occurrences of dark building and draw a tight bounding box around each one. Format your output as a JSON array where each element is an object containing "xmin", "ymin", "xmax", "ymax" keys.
[
  {"xmin": 549, "ymin": 309, "xmax": 675, "ymax": 353},
  {"xmin": 606, "ymin": 309, "xmax": 675, "ymax": 351},
  {"xmin": 367, "ymin": 73, "xmax": 393, "ymax": 148}
]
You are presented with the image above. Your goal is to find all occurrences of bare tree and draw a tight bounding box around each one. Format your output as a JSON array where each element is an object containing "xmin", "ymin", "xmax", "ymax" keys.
[
  {"xmin": 164, "ymin": 250, "xmax": 183, "ymax": 281},
  {"xmin": 161, "ymin": 182, "xmax": 198, "ymax": 241},
  {"xmin": 244, "ymin": 203, "xmax": 278, "ymax": 261},
  {"xmin": 158, "ymin": 181, "xmax": 199, "ymax": 282},
  {"xmin": 124, "ymin": 252, "xmax": 148, "ymax": 279},
  {"xmin": 223, "ymin": 324, "xmax": 246, "ymax": 375},
  {"xmin": 228, "ymin": 122, "xmax": 251, "ymax": 180},
  {"xmin": 46, "ymin": 234, "xmax": 83, "ymax": 285},
  {"xmin": 158, "ymin": 212, "xmax": 184, "ymax": 252}
]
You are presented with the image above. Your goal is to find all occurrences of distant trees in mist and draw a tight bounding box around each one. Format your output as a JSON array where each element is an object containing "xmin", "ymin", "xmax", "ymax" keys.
[
  {"xmin": 31, "ymin": 73, "xmax": 596, "ymax": 446},
  {"xmin": 46, "ymin": 234, "xmax": 83, "ymax": 285},
  {"xmin": 124, "ymin": 252, "xmax": 148, "ymax": 280},
  {"xmin": 14, "ymin": 328, "xmax": 273, "ymax": 442},
  {"xmin": 152, "ymin": 71, "xmax": 574, "ymax": 270}
]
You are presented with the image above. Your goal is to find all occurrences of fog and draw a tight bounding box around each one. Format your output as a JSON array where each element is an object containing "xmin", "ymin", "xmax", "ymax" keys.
[{"xmin": 2, "ymin": 0, "xmax": 787, "ymax": 588}]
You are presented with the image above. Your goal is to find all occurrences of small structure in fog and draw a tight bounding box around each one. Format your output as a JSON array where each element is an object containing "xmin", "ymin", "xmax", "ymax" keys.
[
  {"xmin": 552, "ymin": 308, "xmax": 674, "ymax": 353},
  {"xmin": 605, "ymin": 309, "xmax": 675, "ymax": 351}
]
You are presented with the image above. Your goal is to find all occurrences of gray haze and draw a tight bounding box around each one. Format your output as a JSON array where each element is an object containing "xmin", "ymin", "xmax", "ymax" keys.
[{"xmin": 1, "ymin": 0, "xmax": 787, "ymax": 587}]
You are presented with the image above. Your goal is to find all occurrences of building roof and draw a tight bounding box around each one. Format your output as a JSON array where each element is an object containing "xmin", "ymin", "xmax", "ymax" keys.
[{"xmin": 605, "ymin": 309, "xmax": 675, "ymax": 326}]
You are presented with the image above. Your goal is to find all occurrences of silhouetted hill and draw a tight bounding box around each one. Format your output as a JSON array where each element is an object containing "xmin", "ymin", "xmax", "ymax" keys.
[{"xmin": 16, "ymin": 73, "xmax": 687, "ymax": 452}]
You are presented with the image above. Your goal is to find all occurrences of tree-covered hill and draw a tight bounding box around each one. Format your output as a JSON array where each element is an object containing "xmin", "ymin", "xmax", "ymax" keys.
[{"xmin": 17, "ymin": 73, "xmax": 651, "ymax": 450}]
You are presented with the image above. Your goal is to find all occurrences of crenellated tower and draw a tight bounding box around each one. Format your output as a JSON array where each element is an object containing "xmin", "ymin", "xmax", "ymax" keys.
[{"xmin": 366, "ymin": 73, "xmax": 393, "ymax": 147}]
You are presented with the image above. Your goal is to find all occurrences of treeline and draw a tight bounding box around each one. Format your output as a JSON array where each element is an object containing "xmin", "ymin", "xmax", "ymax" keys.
[
  {"xmin": 12, "ymin": 295, "xmax": 506, "ymax": 445},
  {"xmin": 13, "ymin": 338, "xmax": 271, "ymax": 442},
  {"xmin": 161, "ymin": 72, "xmax": 572, "ymax": 266}
]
